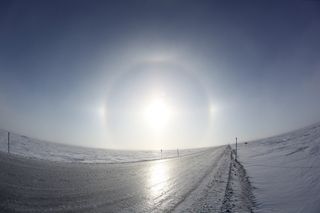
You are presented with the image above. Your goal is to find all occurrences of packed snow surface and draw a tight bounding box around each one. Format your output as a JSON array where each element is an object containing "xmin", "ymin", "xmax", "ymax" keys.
[
  {"xmin": 0, "ymin": 129, "xmax": 206, "ymax": 163},
  {"xmin": 238, "ymin": 122, "xmax": 320, "ymax": 213}
]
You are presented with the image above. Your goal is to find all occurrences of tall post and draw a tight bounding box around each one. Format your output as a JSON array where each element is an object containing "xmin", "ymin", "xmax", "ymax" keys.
[
  {"xmin": 8, "ymin": 132, "xmax": 10, "ymax": 154},
  {"xmin": 235, "ymin": 137, "xmax": 238, "ymax": 160}
]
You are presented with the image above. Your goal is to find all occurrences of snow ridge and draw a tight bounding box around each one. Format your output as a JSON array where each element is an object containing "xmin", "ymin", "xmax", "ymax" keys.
[{"xmin": 221, "ymin": 148, "xmax": 256, "ymax": 213}]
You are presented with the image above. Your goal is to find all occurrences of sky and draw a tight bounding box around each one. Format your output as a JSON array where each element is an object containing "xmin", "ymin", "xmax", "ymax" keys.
[{"xmin": 0, "ymin": 0, "xmax": 320, "ymax": 150}]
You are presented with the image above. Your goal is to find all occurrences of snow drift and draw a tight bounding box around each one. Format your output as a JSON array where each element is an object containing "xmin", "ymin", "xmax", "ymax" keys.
[{"xmin": 238, "ymin": 122, "xmax": 320, "ymax": 213}]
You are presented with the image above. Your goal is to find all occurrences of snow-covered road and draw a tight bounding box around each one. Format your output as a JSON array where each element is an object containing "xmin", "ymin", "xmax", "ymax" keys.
[{"xmin": 0, "ymin": 146, "xmax": 233, "ymax": 212}]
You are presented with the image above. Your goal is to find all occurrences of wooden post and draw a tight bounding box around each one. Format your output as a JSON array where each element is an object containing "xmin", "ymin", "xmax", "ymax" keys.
[
  {"xmin": 235, "ymin": 137, "xmax": 238, "ymax": 160},
  {"xmin": 8, "ymin": 132, "xmax": 10, "ymax": 154}
]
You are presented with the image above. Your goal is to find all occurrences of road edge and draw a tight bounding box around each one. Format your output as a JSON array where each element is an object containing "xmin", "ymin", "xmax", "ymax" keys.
[{"xmin": 220, "ymin": 147, "xmax": 256, "ymax": 213}]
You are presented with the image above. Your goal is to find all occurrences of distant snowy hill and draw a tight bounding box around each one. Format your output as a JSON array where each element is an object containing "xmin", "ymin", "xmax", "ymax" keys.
[
  {"xmin": 0, "ymin": 129, "xmax": 206, "ymax": 163},
  {"xmin": 238, "ymin": 122, "xmax": 320, "ymax": 213}
]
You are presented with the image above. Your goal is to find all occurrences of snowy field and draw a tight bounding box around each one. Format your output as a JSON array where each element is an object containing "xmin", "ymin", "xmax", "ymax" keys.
[
  {"xmin": 0, "ymin": 129, "xmax": 206, "ymax": 163},
  {"xmin": 3, "ymin": 121, "xmax": 320, "ymax": 212},
  {"xmin": 238, "ymin": 122, "xmax": 320, "ymax": 213}
]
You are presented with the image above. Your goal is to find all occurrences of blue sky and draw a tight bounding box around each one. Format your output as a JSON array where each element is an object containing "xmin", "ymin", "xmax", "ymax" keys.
[{"xmin": 1, "ymin": 1, "xmax": 320, "ymax": 149}]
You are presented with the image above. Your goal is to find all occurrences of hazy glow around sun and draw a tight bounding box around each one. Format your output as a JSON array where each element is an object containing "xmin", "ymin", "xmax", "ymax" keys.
[{"xmin": 144, "ymin": 97, "xmax": 171, "ymax": 130}]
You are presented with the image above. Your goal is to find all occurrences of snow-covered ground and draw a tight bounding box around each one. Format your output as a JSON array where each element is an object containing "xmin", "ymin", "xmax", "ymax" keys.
[
  {"xmin": 238, "ymin": 122, "xmax": 320, "ymax": 213},
  {"xmin": 0, "ymin": 129, "xmax": 206, "ymax": 163},
  {"xmin": 3, "ymin": 121, "xmax": 320, "ymax": 212},
  {"xmin": 0, "ymin": 129, "xmax": 257, "ymax": 212}
]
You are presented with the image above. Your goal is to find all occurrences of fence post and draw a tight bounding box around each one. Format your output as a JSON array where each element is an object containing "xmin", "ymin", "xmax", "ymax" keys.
[
  {"xmin": 8, "ymin": 132, "xmax": 10, "ymax": 154},
  {"xmin": 235, "ymin": 137, "xmax": 238, "ymax": 160}
]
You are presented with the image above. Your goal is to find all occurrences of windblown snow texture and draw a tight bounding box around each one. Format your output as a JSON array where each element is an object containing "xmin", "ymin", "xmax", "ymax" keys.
[{"xmin": 238, "ymin": 122, "xmax": 320, "ymax": 213}]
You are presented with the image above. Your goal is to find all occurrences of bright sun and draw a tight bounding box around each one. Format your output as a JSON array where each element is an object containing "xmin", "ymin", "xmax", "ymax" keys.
[{"xmin": 144, "ymin": 98, "xmax": 171, "ymax": 129}]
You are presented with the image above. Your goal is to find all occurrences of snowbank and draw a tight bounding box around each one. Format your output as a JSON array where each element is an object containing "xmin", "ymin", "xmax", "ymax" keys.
[{"xmin": 238, "ymin": 122, "xmax": 320, "ymax": 213}]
